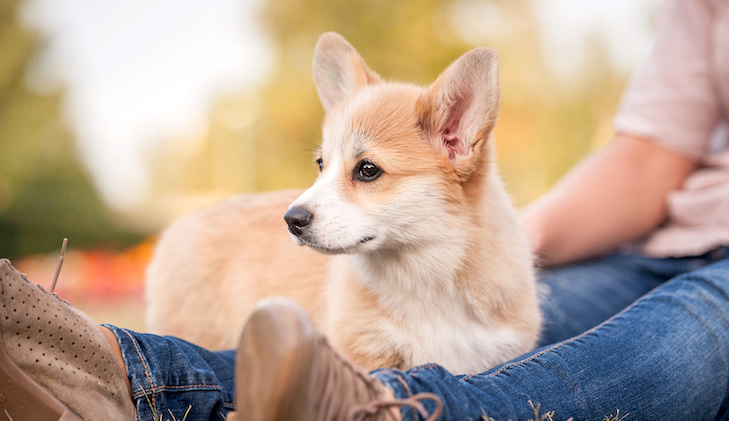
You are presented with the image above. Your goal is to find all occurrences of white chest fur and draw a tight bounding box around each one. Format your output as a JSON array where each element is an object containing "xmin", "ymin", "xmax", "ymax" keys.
[{"xmin": 323, "ymin": 239, "xmax": 527, "ymax": 374}]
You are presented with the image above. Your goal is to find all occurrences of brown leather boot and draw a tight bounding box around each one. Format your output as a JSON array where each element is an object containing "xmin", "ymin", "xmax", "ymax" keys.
[
  {"xmin": 228, "ymin": 298, "xmax": 442, "ymax": 421},
  {"xmin": 0, "ymin": 259, "xmax": 136, "ymax": 421}
]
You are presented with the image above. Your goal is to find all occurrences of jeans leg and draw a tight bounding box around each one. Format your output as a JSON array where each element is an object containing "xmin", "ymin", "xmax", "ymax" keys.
[
  {"xmin": 538, "ymin": 252, "xmax": 711, "ymax": 345},
  {"xmin": 103, "ymin": 326, "xmax": 236, "ymax": 421},
  {"xmin": 376, "ymin": 257, "xmax": 729, "ymax": 420}
]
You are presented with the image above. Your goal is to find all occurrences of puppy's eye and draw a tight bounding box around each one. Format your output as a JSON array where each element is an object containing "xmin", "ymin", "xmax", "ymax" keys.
[
  {"xmin": 315, "ymin": 158, "xmax": 323, "ymax": 172},
  {"xmin": 355, "ymin": 160, "xmax": 382, "ymax": 182}
]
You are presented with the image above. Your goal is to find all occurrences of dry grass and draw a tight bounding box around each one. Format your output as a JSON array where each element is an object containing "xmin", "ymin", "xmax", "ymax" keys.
[
  {"xmin": 480, "ymin": 400, "xmax": 628, "ymax": 421},
  {"xmin": 142, "ymin": 389, "xmax": 194, "ymax": 421}
]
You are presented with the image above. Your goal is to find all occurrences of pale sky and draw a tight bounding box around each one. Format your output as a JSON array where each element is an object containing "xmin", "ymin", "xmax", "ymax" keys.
[
  {"xmin": 23, "ymin": 0, "xmax": 271, "ymax": 210},
  {"xmin": 21, "ymin": 0, "xmax": 658, "ymax": 211}
]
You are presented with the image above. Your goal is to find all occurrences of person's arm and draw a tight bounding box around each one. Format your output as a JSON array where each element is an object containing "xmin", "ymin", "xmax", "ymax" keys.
[{"xmin": 520, "ymin": 133, "xmax": 696, "ymax": 267}]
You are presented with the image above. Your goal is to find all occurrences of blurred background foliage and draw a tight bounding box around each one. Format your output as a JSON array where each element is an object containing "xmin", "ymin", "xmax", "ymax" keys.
[
  {"xmin": 150, "ymin": 0, "xmax": 629, "ymax": 218},
  {"xmin": 0, "ymin": 0, "xmax": 143, "ymax": 258},
  {"xmin": 3, "ymin": 0, "xmax": 639, "ymax": 260}
]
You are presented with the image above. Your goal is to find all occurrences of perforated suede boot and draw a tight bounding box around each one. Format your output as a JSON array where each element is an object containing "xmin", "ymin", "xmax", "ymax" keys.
[
  {"xmin": 228, "ymin": 298, "xmax": 443, "ymax": 421},
  {"xmin": 0, "ymin": 259, "xmax": 136, "ymax": 421}
]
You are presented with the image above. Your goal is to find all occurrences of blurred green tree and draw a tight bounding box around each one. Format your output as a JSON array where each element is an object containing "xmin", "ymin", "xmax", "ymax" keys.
[
  {"xmin": 149, "ymin": 0, "xmax": 474, "ymax": 200},
  {"xmin": 0, "ymin": 0, "xmax": 143, "ymax": 258},
  {"xmin": 148, "ymin": 0, "xmax": 631, "ymax": 212}
]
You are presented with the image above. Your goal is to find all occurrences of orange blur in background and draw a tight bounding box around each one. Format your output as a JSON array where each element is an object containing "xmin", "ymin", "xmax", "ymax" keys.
[{"xmin": 15, "ymin": 240, "xmax": 155, "ymax": 331}]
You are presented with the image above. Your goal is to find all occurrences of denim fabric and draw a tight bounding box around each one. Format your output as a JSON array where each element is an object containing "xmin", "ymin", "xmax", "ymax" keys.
[
  {"xmin": 538, "ymin": 250, "xmax": 724, "ymax": 345},
  {"xmin": 375, "ymin": 248, "xmax": 729, "ymax": 420},
  {"xmin": 108, "ymin": 248, "xmax": 729, "ymax": 420},
  {"xmin": 104, "ymin": 326, "xmax": 236, "ymax": 421}
]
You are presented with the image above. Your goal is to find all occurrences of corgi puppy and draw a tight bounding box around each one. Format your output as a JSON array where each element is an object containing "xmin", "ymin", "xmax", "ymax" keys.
[{"xmin": 145, "ymin": 32, "xmax": 541, "ymax": 374}]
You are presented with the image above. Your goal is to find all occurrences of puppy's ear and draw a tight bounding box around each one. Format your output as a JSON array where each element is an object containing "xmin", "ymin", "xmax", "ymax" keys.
[
  {"xmin": 418, "ymin": 48, "xmax": 500, "ymax": 181},
  {"xmin": 313, "ymin": 32, "xmax": 380, "ymax": 112}
]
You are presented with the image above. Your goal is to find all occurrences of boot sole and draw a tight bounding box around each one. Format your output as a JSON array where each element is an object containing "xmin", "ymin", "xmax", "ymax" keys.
[
  {"xmin": 232, "ymin": 297, "xmax": 318, "ymax": 421},
  {"xmin": 0, "ymin": 331, "xmax": 82, "ymax": 420}
]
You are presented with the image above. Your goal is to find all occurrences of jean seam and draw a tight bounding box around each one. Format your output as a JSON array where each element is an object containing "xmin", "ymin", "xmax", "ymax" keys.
[
  {"xmin": 143, "ymin": 384, "xmax": 223, "ymax": 390},
  {"xmin": 122, "ymin": 328, "xmax": 158, "ymax": 411},
  {"xmin": 131, "ymin": 384, "xmax": 224, "ymax": 396},
  {"xmin": 463, "ymin": 304, "xmax": 632, "ymax": 382},
  {"xmin": 409, "ymin": 363, "xmax": 439, "ymax": 375}
]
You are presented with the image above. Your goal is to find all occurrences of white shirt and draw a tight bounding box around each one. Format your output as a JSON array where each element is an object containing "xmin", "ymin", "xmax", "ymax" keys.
[{"xmin": 614, "ymin": 0, "xmax": 729, "ymax": 257}]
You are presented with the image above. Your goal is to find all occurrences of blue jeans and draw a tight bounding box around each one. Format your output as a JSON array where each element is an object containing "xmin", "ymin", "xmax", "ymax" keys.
[
  {"xmin": 103, "ymin": 326, "xmax": 236, "ymax": 420},
  {"xmin": 107, "ymin": 248, "xmax": 729, "ymax": 420}
]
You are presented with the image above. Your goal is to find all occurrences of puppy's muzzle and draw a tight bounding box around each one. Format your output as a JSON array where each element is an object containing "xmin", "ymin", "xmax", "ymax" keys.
[{"xmin": 284, "ymin": 206, "xmax": 313, "ymax": 237}]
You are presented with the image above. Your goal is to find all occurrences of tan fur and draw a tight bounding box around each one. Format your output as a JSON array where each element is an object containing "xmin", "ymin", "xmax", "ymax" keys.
[
  {"xmin": 145, "ymin": 190, "xmax": 329, "ymax": 349},
  {"xmin": 146, "ymin": 33, "xmax": 541, "ymax": 374}
]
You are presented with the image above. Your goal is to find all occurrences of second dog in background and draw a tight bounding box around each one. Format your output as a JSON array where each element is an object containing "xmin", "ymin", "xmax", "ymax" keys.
[{"xmin": 145, "ymin": 32, "xmax": 541, "ymax": 374}]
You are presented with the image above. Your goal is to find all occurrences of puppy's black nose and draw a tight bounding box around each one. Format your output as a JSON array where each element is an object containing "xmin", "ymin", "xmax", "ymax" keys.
[{"xmin": 284, "ymin": 206, "xmax": 313, "ymax": 236}]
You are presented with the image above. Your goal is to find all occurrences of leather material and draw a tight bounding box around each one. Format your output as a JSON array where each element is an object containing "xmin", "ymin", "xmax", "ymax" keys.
[{"xmin": 0, "ymin": 259, "xmax": 136, "ymax": 421}]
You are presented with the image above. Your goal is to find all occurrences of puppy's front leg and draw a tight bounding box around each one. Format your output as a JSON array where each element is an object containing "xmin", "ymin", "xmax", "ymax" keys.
[
  {"xmin": 328, "ymin": 330, "xmax": 409, "ymax": 372},
  {"xmin": 348, "ymin": 347, "xmax": 409, "ymax": 373}
]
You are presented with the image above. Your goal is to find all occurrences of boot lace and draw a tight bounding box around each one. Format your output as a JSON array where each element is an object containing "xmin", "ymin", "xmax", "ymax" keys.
[
  {"xmin": 310, "ymin": 336, "xmax": 443, "ymax": 420},
  {"xmin": 347, "ymin": 392, "xmax": 443, "ymax": 421}
]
